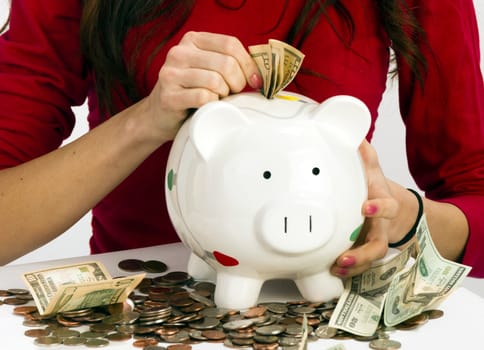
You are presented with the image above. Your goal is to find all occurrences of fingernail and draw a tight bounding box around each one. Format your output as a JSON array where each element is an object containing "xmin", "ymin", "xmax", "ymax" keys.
[
  {"xmin": 249, "ymin": 73, "xmax": 263, "ymax": 89},
  {"xmin": 364, "ymin": 204, "xmax": 378, "ymax": 215},
  {"xmin": 340, "ymin": 256, "xmax": 356, "ymax": 268}
]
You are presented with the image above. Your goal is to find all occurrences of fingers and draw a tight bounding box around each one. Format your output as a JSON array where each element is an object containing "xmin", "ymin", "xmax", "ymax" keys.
[
  {"xmin": 180, "ymin": 31, "xmax": 261, "ymax": 90},
  {"xmin": 330, "ymin": 140, "xmax": 400, "ymax": 278},
  {"xmin": 331, "ymin": 220, "xmax": 389, "ymax": 278},
  {"xmin": 170, "ymin": 31, "xmax": 260, "ymax": 95}
]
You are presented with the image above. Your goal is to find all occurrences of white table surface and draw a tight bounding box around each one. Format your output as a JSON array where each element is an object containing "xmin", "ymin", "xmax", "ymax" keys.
[{"xmin": 1, "ymin": 242, "xmax": 483, "ymax": 349}]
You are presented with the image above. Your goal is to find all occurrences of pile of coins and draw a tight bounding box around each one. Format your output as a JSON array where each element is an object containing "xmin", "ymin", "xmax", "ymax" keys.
[{"xmin": 0, "ymin": 260, "xmax": 445, "ymax": 350}]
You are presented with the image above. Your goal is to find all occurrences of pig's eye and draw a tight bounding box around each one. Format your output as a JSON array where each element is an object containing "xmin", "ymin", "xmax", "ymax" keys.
[
  {"xmin": 263, "ymin": 171, "xmax": 272, "ymax": 179},
  {"xmin": 312, "ymin": 167, "xmax": 320, "ymax": 176}
]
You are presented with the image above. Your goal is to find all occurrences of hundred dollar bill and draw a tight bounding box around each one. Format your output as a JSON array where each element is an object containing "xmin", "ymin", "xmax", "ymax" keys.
[
  {"xmin": 329, "ymin": 243, "xmax": 416, "ymax": 336},
  {"xmin": 249, "ymin": 39, "xmax": 304, "ymax": 99},
  {"xmin": 22, "ymin": 261, "xmax": 145, "ymax": 315},
  {"xmin": 383, "ymin": 214, "xmax": 471, "ymax": 326}
]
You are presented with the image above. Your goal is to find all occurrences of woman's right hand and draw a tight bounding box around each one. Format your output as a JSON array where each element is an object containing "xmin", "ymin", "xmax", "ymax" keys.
[{"xmin": 144, "ymin": 31, "xmax": 262, "ymax": 141}]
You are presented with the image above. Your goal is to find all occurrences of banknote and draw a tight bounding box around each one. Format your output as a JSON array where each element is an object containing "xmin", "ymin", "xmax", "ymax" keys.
[
  {"xmin": 22, "ymin": 261, "xmax": 145, "ymax": 315},
  {"xmin": 383, "ymin": 214, "xmax": 471, "ymax": 326},
  {"xmin": 330, "ymin": 214, "xmax": 471, "ymax": 334},
  {"xmin": 329, "ymin": 243, "xmax": 416, "ymax": 336},
  {"xmin": 249, "ymin": 39, "xmax": 304, "ymax": 99}
]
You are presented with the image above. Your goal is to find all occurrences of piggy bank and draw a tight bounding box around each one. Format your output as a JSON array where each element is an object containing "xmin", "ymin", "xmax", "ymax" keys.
[{"xmin": 165, "ymin": 91, "xmax": 370, "ymax": 309}]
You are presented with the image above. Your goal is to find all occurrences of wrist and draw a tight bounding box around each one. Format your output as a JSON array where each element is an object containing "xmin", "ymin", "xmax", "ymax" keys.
[{"xmin": 388, "ymin": 188, "xmax": 423, "ymax": 248}]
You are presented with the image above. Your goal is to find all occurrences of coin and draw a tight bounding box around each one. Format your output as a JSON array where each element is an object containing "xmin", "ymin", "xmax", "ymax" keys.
[
  {"xmin": 105, "ymin": 332, "xmax": 132, "ymax": 341},
  {"xmin": 369, "ymin": 339, "xmax": 402, "ymax": 350},
  {"xmin": 13, "ymin": 305, "xmax": 38, "ymax": 315},
  {"xmin": 63, "ymin": 337, "xmax": 87, "ymax": 346},
  {"xmin": 314, "ymin": 325, "xmax": 337, "ymax": 339},
  {"xmin": 142, "ymin": 260, "xmax": 168, "ymax": 274},
  {"xmin": 85, "ymin": 338, "xmax": 110, "ymax": 348},
  {"xmin": 118, "ymin": 259, "xmax": 145, "ymax": 272},
  {"xmin": 425, "ymin": 309, "xmax": 444, "ymax": 320},
  {"xmin": 133, "ymin": 338, "xmax": 159, "ymax": 347},
  {"xmin": 3, "ymin": 297, "xmax": 28, "ymax": 305},
  {"xmin": 34, "ymin": 335, "xmax": 61, "ymax": 346},
  {"xmin": 24, "ymin": 328, "xmax": 51, "ymax": 337}
]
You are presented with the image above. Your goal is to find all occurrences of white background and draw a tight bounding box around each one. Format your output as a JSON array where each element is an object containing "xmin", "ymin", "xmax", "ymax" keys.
[{"xmin": 2, "ymin": 1, "xmax": 483, "ymax": 265}]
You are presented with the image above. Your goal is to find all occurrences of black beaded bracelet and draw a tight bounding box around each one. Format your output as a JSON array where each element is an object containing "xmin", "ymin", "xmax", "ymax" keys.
[{"xmin": 388, "ymin": 188, "xmax": 424, "ymax": 248}]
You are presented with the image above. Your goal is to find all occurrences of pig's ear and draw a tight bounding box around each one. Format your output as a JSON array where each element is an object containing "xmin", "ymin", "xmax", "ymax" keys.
[
  {"xmin": 312, "ymin": 95, "xmax": 371, "ymax": 148},
  {"xmin": 189, "ymin": 101, "xmax": 250, "ymax": 160}
]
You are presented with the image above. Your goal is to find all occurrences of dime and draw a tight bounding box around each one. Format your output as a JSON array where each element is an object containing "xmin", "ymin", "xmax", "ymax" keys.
[
  {"xmin": 369, "ymin": 339, "xmax": 402, "ymax": 350},
  {"xmin": 118, "ymin": 259, "xmax": 145, "ymax": 272}
]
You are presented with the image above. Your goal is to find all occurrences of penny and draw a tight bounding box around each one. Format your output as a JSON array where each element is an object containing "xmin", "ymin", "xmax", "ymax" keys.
[
  {"xmin": 3, "ymin": 297, "xmax": 28, "ymax": 305},
  {"xmin": 369, "ymin": 339, "xmax": 402, "ymax": 350},
  {"xmin": 243, "ymin": 306, "xmax": 267, "ymax": 318},
  {"xmin": 13, "ymin": 305, "xmax": 38, "ymax": 315},
  {"xmin": 167, "ymin": 345, "xmax": 192, "ymax": 350},
  {"xmin": 0, "ymin": 289, "xmax": 12, "ymax": 297},
  {"xmin": 133, "ymin": 338, "xmax": 159, "ymax": 347},
  {"xmin": 425, "ymin": 309, "xmax": 444, "ymax": 320},
  {"xmin": 24, "ymin": 328, "xmax": 51, "ymax": 337},
  {"xmin": 118, "ymin": 259, "xmax": 145, "ymax": 272},
  {"xmin": 201, "ymin": 329, "xmax": 226, "ymax": 340}
]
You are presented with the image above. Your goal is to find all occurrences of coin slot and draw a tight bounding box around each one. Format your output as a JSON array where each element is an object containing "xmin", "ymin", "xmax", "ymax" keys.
[
  {"xmin": 309, "ymin": 215, "xmax": 312, "ymax": 233},
  {"xmin": 284, "ymin": 217, "xmax": 287, "ymax": 234}
]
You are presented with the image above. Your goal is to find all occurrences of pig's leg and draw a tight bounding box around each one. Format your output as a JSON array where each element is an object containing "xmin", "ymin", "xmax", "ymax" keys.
[
  {"xmin": 214, "ymin": 272, "xmax": 263, "ymax": 309},
  {"xmin": 295, "ymin": 271, "xmax": 343, "ymax": 302},
  {"xmin": 187, "ymin": 253, "xmax": 216, "ymax": 282}
]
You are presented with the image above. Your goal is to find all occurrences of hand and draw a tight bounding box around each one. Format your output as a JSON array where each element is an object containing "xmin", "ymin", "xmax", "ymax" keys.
[
  {"xmin": 331, "ymin": 140, "xmax": 399, "ymax": 278},
  {"xmin": 144, "ymin": 31, "xmax": 262, "ymax": 141}
]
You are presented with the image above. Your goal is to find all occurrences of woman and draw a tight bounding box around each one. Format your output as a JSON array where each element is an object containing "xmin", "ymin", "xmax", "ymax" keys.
[{"xmin": 0, "ymin": 0, "xmax": 482, "ymax": 280}]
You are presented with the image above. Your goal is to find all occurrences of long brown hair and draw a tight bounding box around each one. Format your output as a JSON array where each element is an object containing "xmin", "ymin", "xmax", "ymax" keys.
[{"xmin": 79, "ymin": 0, "xmax": 426, "ymax": 115}]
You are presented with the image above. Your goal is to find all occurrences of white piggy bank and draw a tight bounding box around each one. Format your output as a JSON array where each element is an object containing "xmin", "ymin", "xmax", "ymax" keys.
[{"xmin": 165, "ymin": 91, "xmax": 370, "ymax": 309}]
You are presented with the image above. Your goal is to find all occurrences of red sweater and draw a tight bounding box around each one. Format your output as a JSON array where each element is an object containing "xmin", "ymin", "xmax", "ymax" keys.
[{"xmin": 0, "ymin": 1, "xmax": 483, "ymax": 275}]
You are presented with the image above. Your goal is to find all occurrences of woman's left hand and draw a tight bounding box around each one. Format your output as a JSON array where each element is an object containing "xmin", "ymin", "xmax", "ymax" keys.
[{"xmin": 330, "ymin": 140, "xmax": 399, "ymax": 278}]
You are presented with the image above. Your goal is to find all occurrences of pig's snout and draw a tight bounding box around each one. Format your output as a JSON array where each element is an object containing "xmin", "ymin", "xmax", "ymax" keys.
[{"xmin": 255, "ymin": 199, "xmax": 334, "ymax": 255}]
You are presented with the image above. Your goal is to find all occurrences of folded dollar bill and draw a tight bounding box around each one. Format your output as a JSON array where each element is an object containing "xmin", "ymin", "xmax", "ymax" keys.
[
  {"xmin": 249, "ymin": 39, "xmax": 305, "ymax": 99},
  {"xmin": 22, "ymin": 261, "xmax": 145, "ymax": 315}
]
